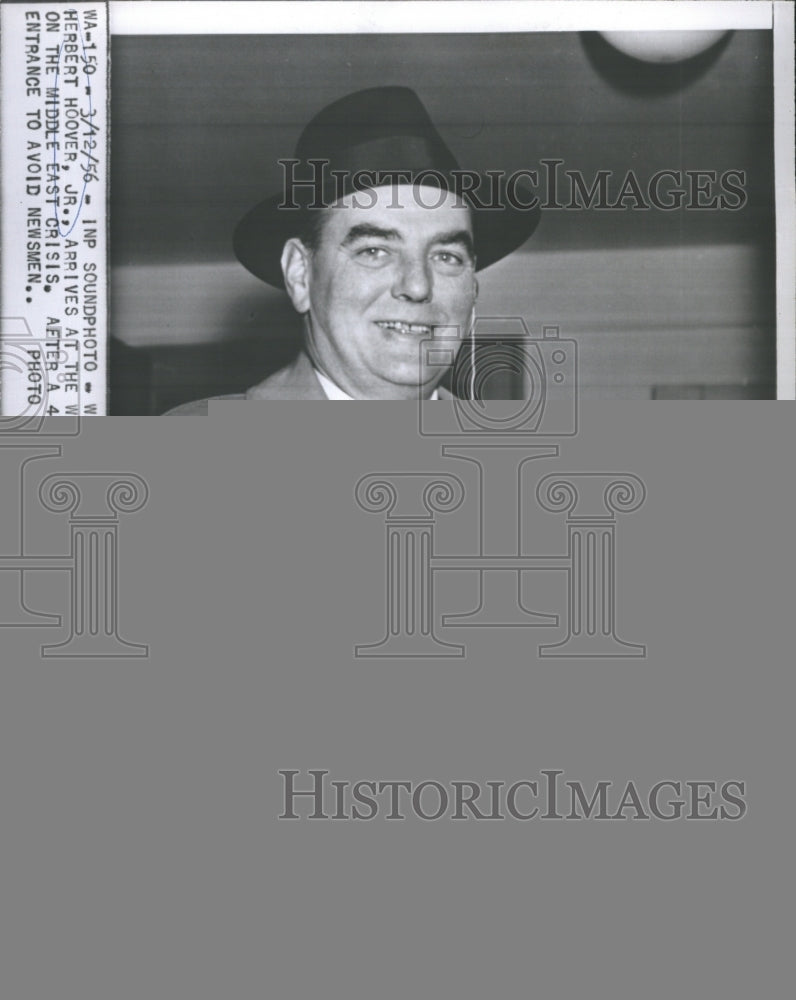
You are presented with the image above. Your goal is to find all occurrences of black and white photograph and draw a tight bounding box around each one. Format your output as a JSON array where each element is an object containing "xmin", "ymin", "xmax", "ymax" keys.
[
  {"xmin": 101, "ymin": 3, "xmax": 789, "ymax": 411},
  {"xmin": 2, "ymin": 1, "xmax": 792, "ymax": 413}
]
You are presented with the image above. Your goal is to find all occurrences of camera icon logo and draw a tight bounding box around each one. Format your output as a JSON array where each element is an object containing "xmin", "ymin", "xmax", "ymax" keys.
[
  {"xmin": 0, "ymin": 318, "xmax": 80, "ymax": 435},
  {"xmin": 418, "ymin": 317, "xmax": 578, "ymax": 438}
]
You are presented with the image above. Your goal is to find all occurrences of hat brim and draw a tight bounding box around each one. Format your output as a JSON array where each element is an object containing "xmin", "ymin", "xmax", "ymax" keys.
[{"xmin": 233, "ymin": 179, "xmax": 541, "ymax": 288}]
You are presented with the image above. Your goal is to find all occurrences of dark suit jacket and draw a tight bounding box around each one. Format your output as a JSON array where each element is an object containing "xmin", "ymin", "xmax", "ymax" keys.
[{"xmin": 165, "ymin": 350, "xmax": 454, "ymax": 413}]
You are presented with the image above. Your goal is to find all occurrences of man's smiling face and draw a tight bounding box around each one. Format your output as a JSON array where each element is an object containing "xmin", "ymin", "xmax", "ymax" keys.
[{"xmin": 281, "ymin": 184, "xmax": 477, "ymax": 399}]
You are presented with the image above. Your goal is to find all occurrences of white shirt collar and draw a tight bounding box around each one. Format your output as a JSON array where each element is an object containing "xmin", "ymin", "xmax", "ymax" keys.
[{"xmin": 314, "ymin": 368, "xmax": 439, "ymax": 400}]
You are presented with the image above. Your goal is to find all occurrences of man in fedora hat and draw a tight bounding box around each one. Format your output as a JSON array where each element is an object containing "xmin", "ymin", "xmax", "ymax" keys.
[{"xmin": 166, "ymin": 86, "xmax": 539, "ymax": 411}]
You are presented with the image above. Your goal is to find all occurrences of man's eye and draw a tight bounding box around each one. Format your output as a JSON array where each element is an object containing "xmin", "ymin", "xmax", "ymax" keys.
[
  {"xmin": 356, "ymin": 246, "xmax": 389, "ymax": 259},
  {"xmin": 433, "ymin": 251, "xmax": 465, "ymax": 266}
]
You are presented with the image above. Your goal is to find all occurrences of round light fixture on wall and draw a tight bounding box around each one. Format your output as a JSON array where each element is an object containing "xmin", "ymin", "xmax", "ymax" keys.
[{"xmin": 599, "ymin": 31, "xmax": 728, "ymax": 65}]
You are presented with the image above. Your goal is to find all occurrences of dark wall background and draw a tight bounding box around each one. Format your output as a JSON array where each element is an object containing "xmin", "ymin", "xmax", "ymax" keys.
[{"xmin": 109, "ymin": 31, "xmax": 775, "ymax": 412}]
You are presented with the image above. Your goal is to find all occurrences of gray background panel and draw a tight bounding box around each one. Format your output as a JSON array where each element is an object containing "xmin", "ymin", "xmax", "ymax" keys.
[{"xmin": 0, "ymin": 404, "xmax": 793, "ymax": 997}]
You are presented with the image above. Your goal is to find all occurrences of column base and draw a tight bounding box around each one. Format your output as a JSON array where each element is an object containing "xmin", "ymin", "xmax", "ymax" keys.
[
  {"xmin": 42, "ymin": 634, "xmax": 149, "ymax": 658},
  {"xmin": 539, "ymin": 633, "xmax": 646, "ymax": 658},
  {"xmin": 356, "ymin": 634, "xmax": 464, "ymax": 658}
]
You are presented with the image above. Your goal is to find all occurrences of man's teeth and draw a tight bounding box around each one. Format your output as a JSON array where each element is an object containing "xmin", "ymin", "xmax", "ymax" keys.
[{"xmin": 376, "ymin": 321, "xmax": 433, "ymax": 335}]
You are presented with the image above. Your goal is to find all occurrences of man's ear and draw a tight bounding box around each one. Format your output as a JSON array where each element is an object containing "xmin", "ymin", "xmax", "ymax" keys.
[{"xmin": 281, "ymin": 238, "xmax": 312, "ymax": 313}]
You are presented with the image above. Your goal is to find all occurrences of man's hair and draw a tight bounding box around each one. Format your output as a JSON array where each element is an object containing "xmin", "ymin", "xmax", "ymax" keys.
[{"xmin": 298, "ymin": 209, "xmax": 329, "ymax": 253}]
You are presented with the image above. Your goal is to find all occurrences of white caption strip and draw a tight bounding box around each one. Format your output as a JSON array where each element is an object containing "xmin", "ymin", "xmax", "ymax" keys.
[{"xmin": 1, "ymin": 3, "xmax": 109, "ymax": 416}]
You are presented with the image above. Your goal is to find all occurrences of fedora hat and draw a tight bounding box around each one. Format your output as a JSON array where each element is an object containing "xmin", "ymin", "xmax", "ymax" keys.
[{"xmin": 233, "ymin": 86, "xmax": 540, "ymax": 287}]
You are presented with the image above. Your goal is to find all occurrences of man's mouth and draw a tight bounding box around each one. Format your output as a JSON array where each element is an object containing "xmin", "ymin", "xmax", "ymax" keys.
[{"xmin": 374, "ymin": 320, "xmax": 435, "ymax": 337}]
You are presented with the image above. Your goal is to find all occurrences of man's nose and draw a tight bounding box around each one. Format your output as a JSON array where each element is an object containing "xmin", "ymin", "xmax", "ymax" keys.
[{"xmin": 392, "ymin": 254, "xmax": 432, "ymax": 302}]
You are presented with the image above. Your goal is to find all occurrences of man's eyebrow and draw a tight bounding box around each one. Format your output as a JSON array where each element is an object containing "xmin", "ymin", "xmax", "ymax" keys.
[{"xmin": 341, "ymin": 224, "xmax": 402, "ymax": 246}]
